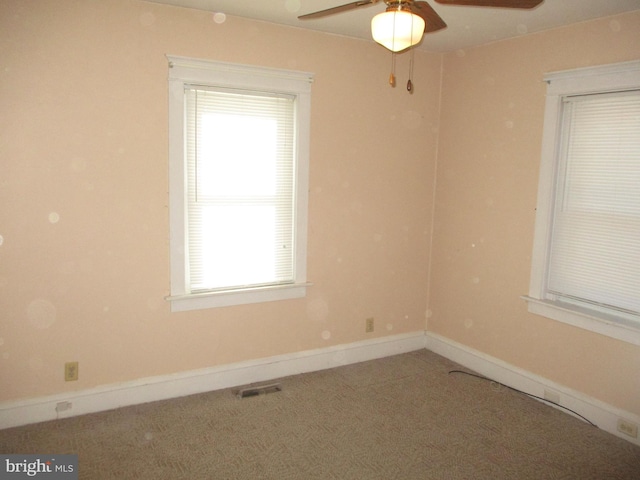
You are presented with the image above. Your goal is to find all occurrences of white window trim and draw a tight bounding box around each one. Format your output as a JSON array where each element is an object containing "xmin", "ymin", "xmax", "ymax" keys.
[
  {"xmin": 165, "ymin": 55, "xmax": 314, "ymax": 312},
  {"xmin": 523, "ymin": 60, "xmax": 640, "ymax": 346}
]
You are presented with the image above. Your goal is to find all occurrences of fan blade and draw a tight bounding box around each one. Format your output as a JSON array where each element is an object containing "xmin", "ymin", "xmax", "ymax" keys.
[
  {"xmin": 411, "ymin": 1, "xmax": 447, "ymax": 33},
  {"xmin": 434, "ymin": 0, "xmax": 543, "ymax": 8},
  {"xmin": 298, "ymin": 0, "xmax": 379, "ymax": 20}
]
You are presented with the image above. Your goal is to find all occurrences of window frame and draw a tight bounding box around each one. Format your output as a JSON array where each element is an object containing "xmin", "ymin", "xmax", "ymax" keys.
[
  {"xmin": 523, "ymin": 60, "xmax": 640, "ymax": 346},
  {"xmin": 166, "ymin": 55, "xmax": 314, "ymax": 312}
]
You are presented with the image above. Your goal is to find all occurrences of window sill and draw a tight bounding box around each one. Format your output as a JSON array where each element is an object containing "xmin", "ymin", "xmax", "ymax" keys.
[
  {"xmin": 521, "ymin": 296, "xmax": 640, "ymax": 346},
  {"xmin": 167, "ymin": 282, "xmax": 312, "ymax": 312}
]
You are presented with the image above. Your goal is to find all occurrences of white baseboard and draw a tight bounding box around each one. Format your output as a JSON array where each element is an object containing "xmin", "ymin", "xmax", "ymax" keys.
[
  {"xmin": 0, "ymin": 331, "xmax": 427, "ymax": 430},
  {"xmin": 4, "ymin": 330, "xmax": 637, "ymax": 447},
  {"xmin": 425, "ymin": 331, "xmax": 640, "ymax": 447}
]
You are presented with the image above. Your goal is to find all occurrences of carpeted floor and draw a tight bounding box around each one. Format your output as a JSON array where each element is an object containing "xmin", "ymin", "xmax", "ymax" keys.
[{"xmin": 1, "ymin": 350, "xmax": 639, "ymax": 479}]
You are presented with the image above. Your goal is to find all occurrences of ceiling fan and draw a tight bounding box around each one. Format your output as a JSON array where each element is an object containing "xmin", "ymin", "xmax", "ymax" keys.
[{"xmin": 299, "ymin": 1, "xmax": 543, "ymax": 91}]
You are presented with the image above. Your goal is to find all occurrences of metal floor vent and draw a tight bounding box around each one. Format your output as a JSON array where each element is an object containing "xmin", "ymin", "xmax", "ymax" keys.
[{"xmin": 236, "ymin": 383, "xmax": 282, "ymax": 399}]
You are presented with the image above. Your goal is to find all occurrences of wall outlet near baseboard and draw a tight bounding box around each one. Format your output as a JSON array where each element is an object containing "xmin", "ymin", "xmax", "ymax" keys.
[
  {"xmin": 617, "ymin": 419, "xmax": 638, "ymax": 438},
  {"xmin": 65, "ymin": 362, "xmax": 79, "ymax": 382},
  {"xmin": 55, "ymin": 401, "xmax": 72, "ymax": 413},
  {"xmin": 365, "ymin": 317, "xmax": 374, "ymax": 333}
]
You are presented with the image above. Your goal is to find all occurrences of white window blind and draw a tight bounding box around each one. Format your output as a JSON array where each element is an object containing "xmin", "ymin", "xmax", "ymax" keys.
[
  {"xmin": 167, "ymin": 56, "xmax": 313, "ymax": 311},
  {"xmin": 185, "ymin": 86, "xmax": 297, "ymax": 292},
  {"xmin": 547, "ymin": 90, "xmax": 640, "ymax": 318}
]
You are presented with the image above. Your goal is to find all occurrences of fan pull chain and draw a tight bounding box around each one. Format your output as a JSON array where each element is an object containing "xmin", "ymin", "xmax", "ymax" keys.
[
  {"xmin": 407, "ymin": 46, "xmax": 414, "ymax": 93},
  {"xmin": 407, "ymin": 13, "xmax": 416, "ymax": 93},
  {"xmin": 389, "ymin": 52, "xmax": 396, "ymax": 87},
  {"xmin": 389, "ymin": 9, "xmax": 397, "ymax": 88}
]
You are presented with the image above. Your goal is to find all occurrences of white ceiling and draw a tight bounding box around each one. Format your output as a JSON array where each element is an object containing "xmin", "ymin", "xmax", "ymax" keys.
[{"xmin": 146, "ymin": 0, "xmax": 640, "ymax": 52}]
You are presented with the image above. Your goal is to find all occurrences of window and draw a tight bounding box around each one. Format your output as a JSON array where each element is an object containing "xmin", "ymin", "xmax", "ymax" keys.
[
  {"xmin": 524, "ymin": 60, "xmax": 640, "ymax": 345},
  {"xmin": 166, "ymin": 56, "xmax": 314, "ymax": 312}
]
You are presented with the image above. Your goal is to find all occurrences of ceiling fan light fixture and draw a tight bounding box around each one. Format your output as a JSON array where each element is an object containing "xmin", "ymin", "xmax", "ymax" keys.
[{"xmin": 371, "ymin": 9, "xmax": 425, "ymax": 52}]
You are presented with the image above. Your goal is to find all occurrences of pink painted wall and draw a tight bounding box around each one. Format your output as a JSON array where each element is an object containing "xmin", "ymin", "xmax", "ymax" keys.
[
  {"xmin": 0, "ymin": 0, "xmax": 440, "ymax": 401},
  {"xmin": 1, "ymin": 0, "xmax": 639, "ymax": 417},
  {"xmin": 430, "ymin": 10, "xmax": 640, "ymax": 414}
]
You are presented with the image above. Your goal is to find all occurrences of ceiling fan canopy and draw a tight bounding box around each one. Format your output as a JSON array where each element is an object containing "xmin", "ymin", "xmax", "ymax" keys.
[{"xmin": 299, "ymin": 0, "xmax": 543, "ymax": 51}]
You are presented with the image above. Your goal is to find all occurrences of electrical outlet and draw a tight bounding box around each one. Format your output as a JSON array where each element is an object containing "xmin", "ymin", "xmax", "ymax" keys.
[
  {"xmin": 617, "ymin": 419, "xmax": 638, "ymax": 438},
  {"xmin": 56, "ymin": 401, "xmax": 72, "ymax": 413},
  {"xmin": 64, "ymin": 362, "xmax": 79, "ymax": 382},
  {"xmin": 365, "ymin": 317, "xmax": 374, "ymax": 333}
]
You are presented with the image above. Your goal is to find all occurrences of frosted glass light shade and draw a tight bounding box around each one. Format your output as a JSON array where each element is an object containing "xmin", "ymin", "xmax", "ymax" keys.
[{"xmin": 371, "ymin": 10, "xmax": 425, "ymax": 52}]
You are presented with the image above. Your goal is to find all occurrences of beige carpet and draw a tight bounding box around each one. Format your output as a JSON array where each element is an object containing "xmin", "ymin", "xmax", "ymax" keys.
[{"xmin": 1, "ymin": 350, "xmax": 639, "ymax": 479}]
